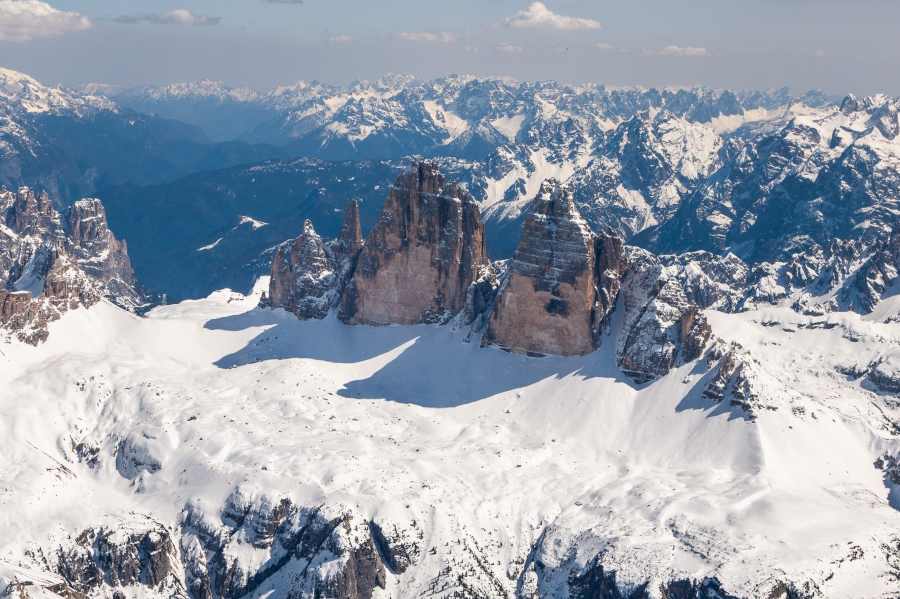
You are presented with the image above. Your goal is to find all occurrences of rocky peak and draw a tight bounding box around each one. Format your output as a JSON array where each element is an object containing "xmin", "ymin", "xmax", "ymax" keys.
[
  {"xmin": 64, "ymin": 198, "xmax": 136, "ymax": 295},
  {"xmin": 484, "ymin": 179, "xmax": 625, "ymax": 356},
  {"xmin": 339, "ymin": 162, "xmax": 488, "ymax": 325},
  {"xmin": 0, "ymin": 189, "xmax": 140, "ymax": 344},
  {"xmin": 3, "ymin": 187, "xmax": 61, "ymax": 240},
  {"xmin": 267, "ymin": 219, "xmax": 337, "ymax": 320},
  {"xmin": 840, "ymin": 94, "xmax": 861, "ymax": 114},
  {"xmin": 65, "ymin": 198, "xmax": 110, "ymax": 248}
]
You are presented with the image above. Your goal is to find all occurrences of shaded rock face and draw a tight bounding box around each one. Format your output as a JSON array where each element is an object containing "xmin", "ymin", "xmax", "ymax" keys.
[
  {"xmin": 55, "ymin": 520, "xmax": 180, "ymax": 595},
  {"xmin": 177, "ymin": 490, "xmax": 406, "ymax": 599},
  {"xmin": 485, "ymin": 179, "xmax": 625, "ymax": 356},
  {"xmin": 335, "ymin": 198, "xmax": 364, "ymax": 258},
  {"xmin": 616, "ymin": 247, "xmax": 740, "ymax": 382},
  {"xmin": 520, "ymin": 547, "xmax": 804, "ymax": 599},
  {"xmin": 0, "ymin": 187, "xmax": 140, "ymax": 343},
  {"xmin": 866, "ymin": 351, "xmax": 900, "ymax": 396},
  {"xmin": 266, "ymin": 200, "xmax": 364, "ymax": 320},
  {"xmin": 64, "ymin": 199, "xmax": 136, "ymax": 297},
  {"xmin": 35, "ymin": 490, "xmax": 421, "ymax": 599},
  {"xmin": 567, "ymin": 561, "xmax": 743, "ymax": 599},
  {"xmin": 267, "ymin": 220, "xmax": 337, "ymax": 320},
  {"xmin": 339, "ymin": 163, "xmax": 488, "ymax": 325},
  {"xmin": 844, "ymin": 229, "xmax": 899, "ymax": 313}
]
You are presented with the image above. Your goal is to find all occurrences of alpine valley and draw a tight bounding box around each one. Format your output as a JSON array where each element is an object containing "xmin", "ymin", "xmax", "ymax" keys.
[{"xmin": 1, "ymin": 67, "xmax": 899, "ymax": 599}]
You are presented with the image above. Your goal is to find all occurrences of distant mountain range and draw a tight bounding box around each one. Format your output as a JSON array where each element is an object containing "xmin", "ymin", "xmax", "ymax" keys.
[
  {"xmin": 108, "ymin": 75, "xmax": 835, "ymax": 155},
  {"xmin": 3, "ymin": 67, "xmax": 897, "ymax": 308},
  {"xmin": 0, "ymin": 68, "xmax": 290, "ymax": 202}
]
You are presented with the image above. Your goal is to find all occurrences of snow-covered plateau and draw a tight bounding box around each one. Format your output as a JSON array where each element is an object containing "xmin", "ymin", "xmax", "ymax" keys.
[{"xmin": 1, "ymin": 277, "xmax": 898, "ymax": 599}]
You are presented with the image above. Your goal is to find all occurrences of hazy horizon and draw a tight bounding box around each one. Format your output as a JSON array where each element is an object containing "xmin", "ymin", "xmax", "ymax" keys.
[{"xmin": 1, "ymin": 1, "xmax": 900, "ymax": 96}]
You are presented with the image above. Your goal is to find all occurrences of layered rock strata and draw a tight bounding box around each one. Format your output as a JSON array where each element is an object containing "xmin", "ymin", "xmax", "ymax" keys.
[
  {"xmin": 339, "ymin": 163, "xmax": 488, "ymax": 325},
  {"xmin": 484, "ymin": 179, "xmax": 625, "ymax": 356}
]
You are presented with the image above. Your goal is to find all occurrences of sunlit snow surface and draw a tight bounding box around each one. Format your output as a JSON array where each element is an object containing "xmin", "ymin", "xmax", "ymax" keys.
[{"xmin": 1, "ymin": 278, "xmax": 899, "ymax": 597}]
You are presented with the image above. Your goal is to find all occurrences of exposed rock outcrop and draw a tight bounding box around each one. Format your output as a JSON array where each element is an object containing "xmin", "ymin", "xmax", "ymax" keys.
[
  {"xmin": 265, "ymin": 164, "xmax": 490, "ymax": 326},
  {"xmin": 616, "ymin": 247, "xmax": 741, "ymax": 382},
  {"xmin": 334, "ymin": 198, "xmax": 364, "ymax": 259},
  {"xmin": 64, "ymin": 199, "xmax": 137, "ymax": 301},
  {"xmin": 26, "ymin": 489, "xmax": 422, "ymax": 599},
  {"xmin": 866, "ymin": 351, "xmax": 900, "ymax": 395},
  {"xmin": 0, "ymin": 187, "xmax": 140, "ymax": 343},
  {"xmin": 263, "ymin": 168, "xmax": 727, "ymax": 380},
  {"xmin": 484, "ymin": 179, "xmax": 625, "ymax": 356},
  {"xmin": 267, "ymin": 220, "xmax": 338, "ymax": 320},
  {"xmin": 177, "ymin": 490, "xmax": 403, "ymax": 599},
  {"xmin": 339, "ymin": 163, "xmax": 488, "ymax": 325},
  {"xmin": 55, "ymin": 518, "xmax": 181, "ymax": 595},
  {"xmin": 265, "ymin": 200, "xmax": 364, "ymax": 320},
  {"xmin": 840, "ymin": 229, "xmax": 899, "ymax": 314}
]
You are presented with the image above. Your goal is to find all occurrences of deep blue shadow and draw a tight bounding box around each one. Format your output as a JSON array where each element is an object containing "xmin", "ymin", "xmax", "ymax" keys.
[{"xmin": 205, "ymin": 307, "xmax": 644, "ymax": 408}]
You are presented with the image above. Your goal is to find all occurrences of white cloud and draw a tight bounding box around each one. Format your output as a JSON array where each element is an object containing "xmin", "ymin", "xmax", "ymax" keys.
[
  {"xmin": 398, "ymin": 31, "xmax": 456, "ymax": 44},
  {"xmin": 505, "ymin": 2, "xmax": 601, "ymax": 31},
  {"xmin": 653, "ymin": 45, "xmax": 709, "ymax": 57},
  {"xmin": 114, "ymin": 9, "xmax": 221, "ymax": 27},
  {"xmin": 0, "ymin": 0, "xmax": 91, "ymax": 42},
  {"xmin": 595, "ymin": 42, "xmax": 615, "ymax": 50},
  {"xmin": 497, "ymin": 43, "xmax": 524, "ymax": 54},
  {"xmin": 329, "ymin": 34, "xmax": 353, "ymax": 44}
]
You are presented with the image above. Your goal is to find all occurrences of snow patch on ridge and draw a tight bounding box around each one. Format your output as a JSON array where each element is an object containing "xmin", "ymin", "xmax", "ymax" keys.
[{"xmin": 491, "ymin": 113, "xmax": 525, "ymax": 141}]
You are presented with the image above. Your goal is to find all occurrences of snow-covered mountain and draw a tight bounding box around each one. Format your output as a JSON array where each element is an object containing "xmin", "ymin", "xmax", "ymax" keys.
[
  {"xmin": 107, "ymin": 75, "xmax": 828, "ymax": 157},
  {"xmin": 646, "ymin": 96, "xmax": 900, "ymax": 261},
  {"xmin": 0, "ymin": 68, "xmax": 289, "ymax": 202},
  {"xmin": 95, "ymin": 90, "xmax": 898, "ymax": 300},
  {"xmin": 114, "ymin": 81, "xmax": 273, "ymax": 143},
  {"xmin": 1, "ymin": 68, "xmax": 899, "ymax": 599}
]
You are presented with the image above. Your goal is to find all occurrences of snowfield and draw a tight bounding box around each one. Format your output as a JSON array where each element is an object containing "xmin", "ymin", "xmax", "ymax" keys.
[{"xmin": 1, "ymin": 278, "xmax": 899, "ymax": 598}]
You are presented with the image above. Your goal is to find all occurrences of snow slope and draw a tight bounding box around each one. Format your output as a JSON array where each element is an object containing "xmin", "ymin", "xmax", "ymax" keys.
[{"xmin": 1, "ymin": 278, "xmax": 898, "ymax": 597}]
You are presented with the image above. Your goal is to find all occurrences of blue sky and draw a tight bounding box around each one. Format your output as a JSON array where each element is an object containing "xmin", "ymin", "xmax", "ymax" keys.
[{"xmin": 2, "ymin": 0, "xmax": 899, "ymax": 93}]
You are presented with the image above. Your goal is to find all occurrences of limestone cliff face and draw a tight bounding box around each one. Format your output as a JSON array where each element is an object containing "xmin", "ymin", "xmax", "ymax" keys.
[
  {"xmin": 0, "ymin": 187, "xmax": 140, "ymax": 343},
  {"xmin": 339, "ymin": 163, "xmax": 488, "ymax": 325},
  {"xmin": 335, "ymin": 199, "xmax": 364, "ymax": 259},
  {"xmin": 267, "ymin": 219, "xmax": 338, "ymax": 320},
  {"xmin": 65, "ymin": 198, "xmax": 137, "ymax": 304},
  {"xmin": 262, "ymin": 168, "xmax": 720, "ymax": 379},
  {"xmin": 616, "ymin": 247, "xmax": 727, "ymax": 382},
  {"xmin": 266, "ymin": 200, "xmax": 364, "ymax": 320},
  {"xmin": 484, "ymin": 180, "xmax": 624, "ymax": 356}
]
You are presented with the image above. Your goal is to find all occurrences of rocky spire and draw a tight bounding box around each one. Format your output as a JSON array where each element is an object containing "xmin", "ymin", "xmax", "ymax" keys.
[
  {"xmin": 339, "ymin": 162, "xmax": 488, "ymax": 325},
  {"xmin": 267, "ymin": 219, "xmax": 337, "ymax": 320},
  {"xmin": 65, "ymin": 198, "xmax": 136, "ymax": 294},
  {"xmin": 336, "ymin": 199, "xmax": 363, "ymax": 256},
  {"xmin": 484, "ymin": 179, "xmax": 624, "ymax": 356}
]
